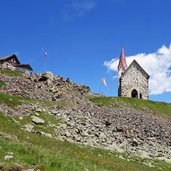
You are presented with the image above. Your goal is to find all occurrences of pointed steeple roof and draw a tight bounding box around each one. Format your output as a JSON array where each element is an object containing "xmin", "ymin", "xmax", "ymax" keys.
[{"xmin": 118, "ymin": 48, "xmax": 127, "ymax": 72}]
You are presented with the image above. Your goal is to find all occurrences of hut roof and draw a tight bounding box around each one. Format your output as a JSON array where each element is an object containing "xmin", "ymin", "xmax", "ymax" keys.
[{"xmin": 0, "ymin": 54, "xmax": 21, "ymax": 64}]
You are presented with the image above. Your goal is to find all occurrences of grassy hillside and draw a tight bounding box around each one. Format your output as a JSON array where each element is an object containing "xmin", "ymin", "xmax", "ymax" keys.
[
  {"xmin": 0, "ymin": 93, "xmax": 171, "ymax": 170},
  {"xmin": 88, "ymin": 96, "xmax": 171, "ymax": 119},
  {"xmin": 0, "ymin": 111, "xmax": 171, "ymax": 171}
]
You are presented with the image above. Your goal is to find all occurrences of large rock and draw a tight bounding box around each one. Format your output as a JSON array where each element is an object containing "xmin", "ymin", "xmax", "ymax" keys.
[
  {"xmin": 25, "ymin": 124, "xmax": 34, "ymax": 132},
  {"xmin": 31, "ymin": 116, "xmax": 45, "ymax": 124},
  {"xmin": 4, "ymin": 155, "xmax": 14, "ymax": 161},
  {"xmin": 39, "ymin": 72, "xmax": 54, "ymax": 81}
]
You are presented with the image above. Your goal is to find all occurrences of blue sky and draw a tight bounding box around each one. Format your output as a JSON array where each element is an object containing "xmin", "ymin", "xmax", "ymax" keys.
[{"xmin": 0, "ymin": 0, "xmax": 171, "ymax": 103}]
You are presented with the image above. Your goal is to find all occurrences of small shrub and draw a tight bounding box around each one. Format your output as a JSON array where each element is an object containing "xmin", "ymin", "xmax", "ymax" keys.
[
  {"xmin": 9, "ymin": 166, "xmax": 23, "ymax": 171},
  {"xmin": 0, "ymin": 80, "xmax": 6, "ymax": 88},
  {"xmin": 0, "ymin": 165, "xmax": 5, "ymax": 171}
]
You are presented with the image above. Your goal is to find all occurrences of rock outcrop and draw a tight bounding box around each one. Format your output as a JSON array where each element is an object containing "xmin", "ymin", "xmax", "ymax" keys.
[{"xmin": 0, "ymin": 72, "xmax": 90, "ymax": 101}]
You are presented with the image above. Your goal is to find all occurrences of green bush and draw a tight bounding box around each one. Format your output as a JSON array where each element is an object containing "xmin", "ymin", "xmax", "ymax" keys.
[{"xmin": 0, "ymin": 80, "xmax": 6, "ymax": 88}]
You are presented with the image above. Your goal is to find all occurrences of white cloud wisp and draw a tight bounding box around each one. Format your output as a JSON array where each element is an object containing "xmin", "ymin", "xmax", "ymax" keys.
[
  {"xmin": 63, "ymin": 0, "xmax": 96, "ymax": 19},
  {"xmin": 104, "ymin": 45, "xmax": 171, "ymax": 95}
]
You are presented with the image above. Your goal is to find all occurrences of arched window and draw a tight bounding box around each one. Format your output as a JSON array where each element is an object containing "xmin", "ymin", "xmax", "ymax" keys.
[{"xmin": 131, "ymin": 89, "xmax": 138, "ymax": 98}]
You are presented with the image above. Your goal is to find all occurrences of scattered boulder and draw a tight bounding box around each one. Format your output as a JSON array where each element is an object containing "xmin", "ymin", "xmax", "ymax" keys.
[
  {"xmin": 35, "ymin": 131, "xmax": 52, "ymax": 138},
  {"xmin": 39, "ymin": 72, "xmax": 54, "ymax": 81},
  {"xmin": 36, "ymin": 108, "xmax": 42, "ymax": 112},
  {"xmin": 131, "ymin": 139, "xmax": 139, "ymax": 147},
  {"xmin": 31, "ymin": 116, "xmax": 45, "ymax": 125},
  {"xmin": 19, "ymin": 116, "xmax": 23, "ymax": 120},
  {"xmin": 116, "ymin": 126, "xmax": 124, "ymax": 132},
  {"xmin": 4, "ymin": 155, "xmax": 14, "ymax": 161},
  {"xmin": 24, "ymin": 124, "xmax": 34, "ymax": 132},
  {"xmin": 84, "ymin": 168, "xmax": 90, "ymax": 171}
]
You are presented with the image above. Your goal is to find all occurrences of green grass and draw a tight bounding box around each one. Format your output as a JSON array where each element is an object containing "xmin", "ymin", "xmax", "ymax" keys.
[
  {"xmin": 0, "ymin": 80, "xmax": 6, "ymax": 88},
  {"xmin": 0, "ymin": 111, "xmax": 171, "ymax": 171},
  {"xmin": 0, "ymin": 92, "xmax": 25, "ymax": 108},
  {"xmin": 0, "ymin": 92, "xmax": 68, "ymax": 110},
  {"xmin": 14, "ymin": 111, "xmax": 60, "ymax": 136},
  {"xmin": 88, "ymin": 96, "xmax": 171, "ymax": 119},
  {"xmin": 0, "ymin": 68, "xmax": 23, "ymax": 77}
]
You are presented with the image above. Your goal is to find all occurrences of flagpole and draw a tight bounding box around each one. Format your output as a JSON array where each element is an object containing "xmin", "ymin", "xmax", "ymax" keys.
[
  {"xmin": 99, "ymin": 82, "xmax": 102, "ymax": 95},
  {"xmin": 44, "ymin": 52, "xmax": 47, "ymax": 72},
  {"xmin": 45, "ymin": 61, "xmax": 46, "ymax": 72}
]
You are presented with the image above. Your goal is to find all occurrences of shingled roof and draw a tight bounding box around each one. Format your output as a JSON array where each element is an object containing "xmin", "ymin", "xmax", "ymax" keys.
[{"xmin": 0, "ymin": 54, "xmax": 20, "ymax": 64}]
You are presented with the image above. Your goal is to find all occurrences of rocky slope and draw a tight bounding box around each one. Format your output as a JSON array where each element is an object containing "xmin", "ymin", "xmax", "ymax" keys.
[
  {"xmin": 0, "ymin": 72, "xmax": 90, "ymax": 101},
  {"xmin": 0, "ymin": 70, "xmax": 171, "ymax": 164}
]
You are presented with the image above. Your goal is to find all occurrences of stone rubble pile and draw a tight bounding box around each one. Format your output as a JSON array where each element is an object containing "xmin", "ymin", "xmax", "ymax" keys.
[
  {"xmin": 50, "ymin": 102, "xmax": 171, "ymax": 162},
  {"xmin": 0, "ymin": 72, "xmax": 90, "ymax": 101}
]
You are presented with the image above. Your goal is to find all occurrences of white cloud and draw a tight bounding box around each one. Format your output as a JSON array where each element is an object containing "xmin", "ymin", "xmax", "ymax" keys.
[
  {"xmin": 72, "ymin": 0, "xmax": 96, "ymax": 12},
  {"xmin": 104, "ymin": 44, "xmax": 171, "ymax": 95},
  {"xmin": 109, "ymin": 0, "xmax": 126, "ymax": 3},
  {"xmin": 63, "ymin": 0, "xmax": 96, "ymax": 19}
]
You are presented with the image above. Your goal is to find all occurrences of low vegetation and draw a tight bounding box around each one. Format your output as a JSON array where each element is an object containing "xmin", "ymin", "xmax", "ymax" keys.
[
  {"xmin": 0, "ymin": 80, "xmax": 6, "ymax": 88},
  {"xmin": 0, "ymin": 92, "xmax": 67, "ymax": 109},
  {"xmin": 88, "ymin": 96, "xmax": 171, "ymax": 119},
  {"xmin": 0, "ymin": 92, "xmax": 25, "ymax": 108},
  {"xmin": 0, "ymin": 69, "xmax": 23, "ymax": 77}
]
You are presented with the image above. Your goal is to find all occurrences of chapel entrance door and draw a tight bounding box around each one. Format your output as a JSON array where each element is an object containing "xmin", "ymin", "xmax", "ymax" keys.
[{"xmin": 131, "ymin": 89, "xmax": 138, "ymax": 98}]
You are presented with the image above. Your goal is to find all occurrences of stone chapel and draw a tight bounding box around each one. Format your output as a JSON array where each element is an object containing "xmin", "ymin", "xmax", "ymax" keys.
[{"xmin": 118, "ymin": 48, "xmax": 150, "ymax": 99}]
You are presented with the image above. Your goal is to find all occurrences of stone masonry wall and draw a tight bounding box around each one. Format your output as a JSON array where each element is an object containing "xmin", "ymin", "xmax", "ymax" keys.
[{"xmin": 120, "ymin": 63, "xmax": 148, "ymax": 99}]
